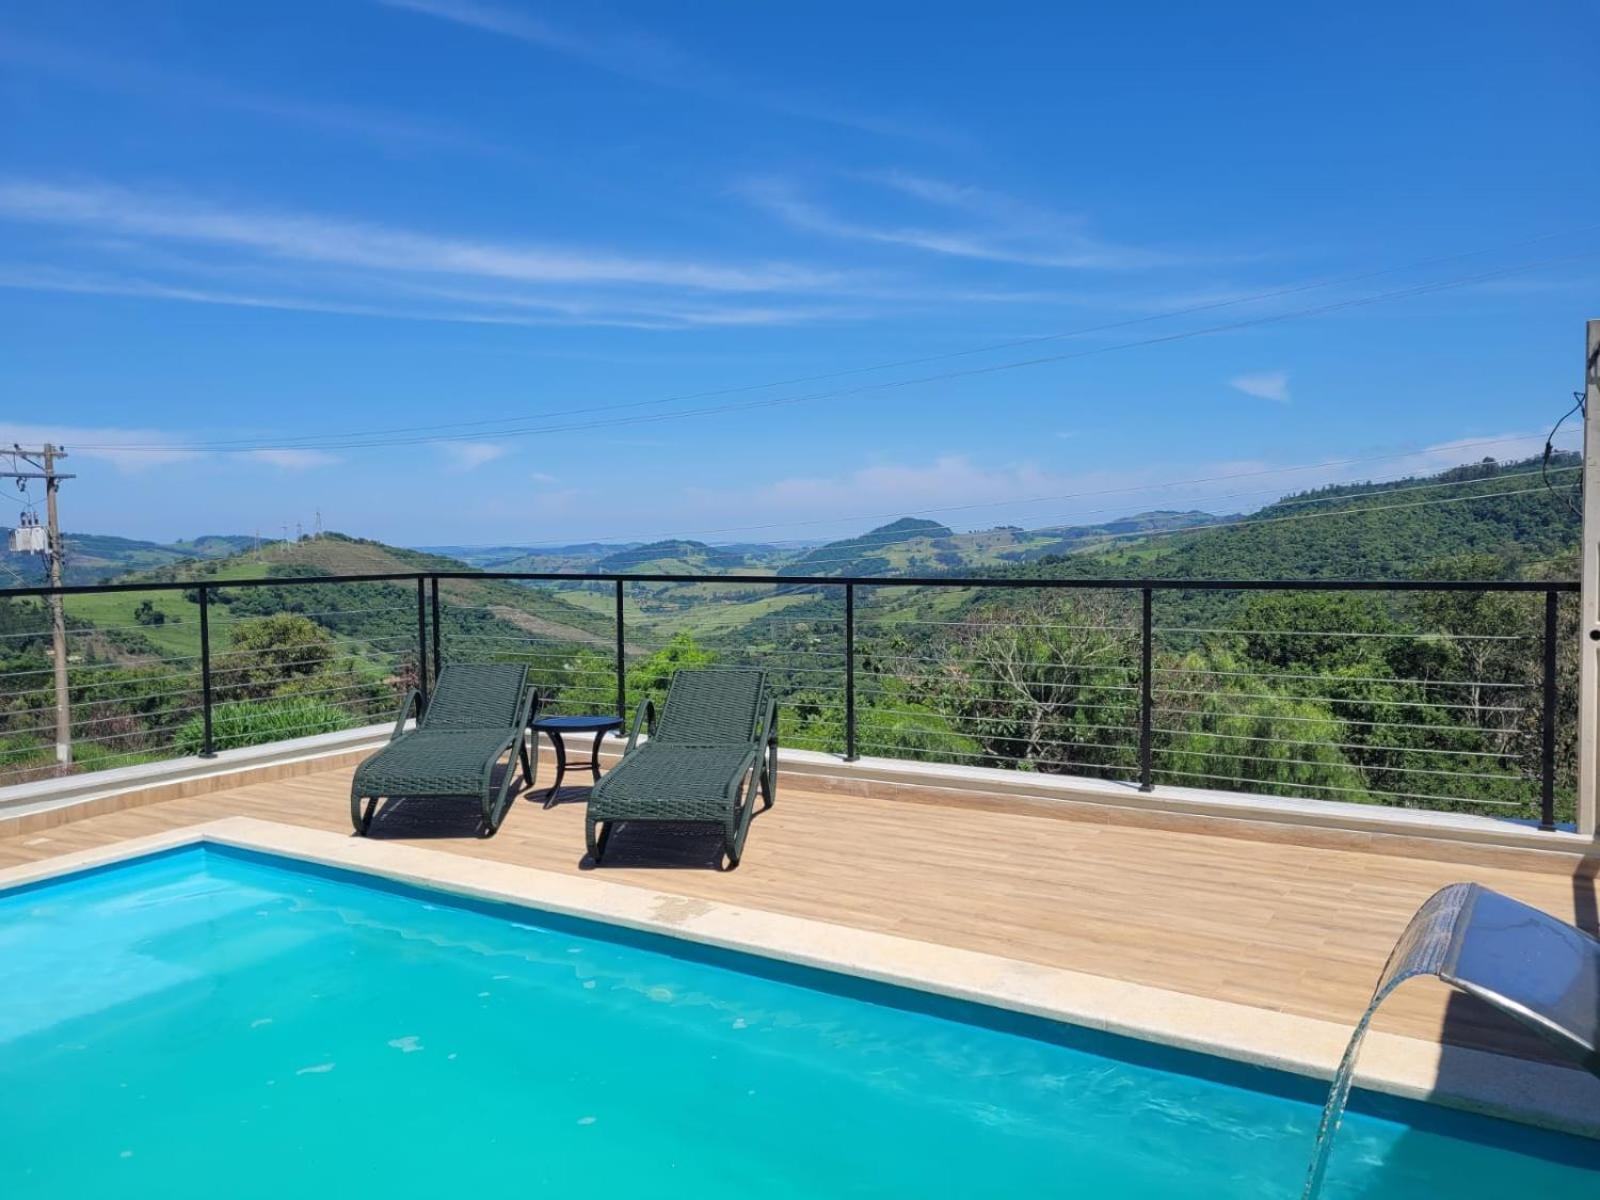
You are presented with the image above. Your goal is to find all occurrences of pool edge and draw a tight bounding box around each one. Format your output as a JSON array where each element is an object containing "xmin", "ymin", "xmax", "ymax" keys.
[{"xmin": 4, "ymin": 815, "xmax": 1598, "ymax": 1143}]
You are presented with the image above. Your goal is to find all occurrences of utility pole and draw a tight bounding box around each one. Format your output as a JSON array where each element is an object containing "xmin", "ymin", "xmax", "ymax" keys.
[
  {"xmin": 1579, "ymin": 321, "xmax": 1600, "ymax": 837},
  {"xmin": 2, "ymin": 444, "xmax": 74, "ymax": 766}
]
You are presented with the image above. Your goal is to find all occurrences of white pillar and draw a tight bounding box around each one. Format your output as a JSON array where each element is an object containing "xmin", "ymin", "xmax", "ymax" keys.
[{"xmin": 1578, "ymin": 320, "xmax": 1600, "ymax": 836}]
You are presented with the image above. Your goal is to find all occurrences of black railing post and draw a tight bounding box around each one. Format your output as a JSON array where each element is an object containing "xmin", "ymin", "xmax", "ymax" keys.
[
  {"xmin": 844, "ymin": 583, "xmax": 858, "ymax": 761},
  {"xmin": 614, "ymin": 579, "xmax": 626, "ymax": 723},
  {"xmin": 198, "ymin": 583, "xmax": 214, "ymax": 758},
  {"xmin": 1138, "ymin": 586, "xmax": 1153, "ymax": 792},
  {"xmin": 1541, "ymin": 589, "xmax": 1559, "ymax": 831},
  {"xmin": 430, "ymin": 576, "xmax": 442, "ymax": 680},
  {"xmin": 415, "ymin": 577, "xmax": 429, "ymax": 710}
]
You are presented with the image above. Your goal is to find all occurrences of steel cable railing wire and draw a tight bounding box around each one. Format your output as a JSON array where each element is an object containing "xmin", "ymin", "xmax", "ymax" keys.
[
  {"xmin": 0, "ymin": 573, "xmax": 1573, "ymax": 825},
  {"xmin": 849, "ymin": 585, "xmax": 1557, "ymax": 822}
]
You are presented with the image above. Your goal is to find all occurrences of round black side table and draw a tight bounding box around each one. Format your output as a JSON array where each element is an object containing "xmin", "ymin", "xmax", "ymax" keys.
[{"xmin": 531, "ymin": 714, "xmax": 624, "ymax": 806}]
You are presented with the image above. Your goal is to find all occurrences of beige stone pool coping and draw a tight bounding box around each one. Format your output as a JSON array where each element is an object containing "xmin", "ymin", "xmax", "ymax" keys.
[{"xmin": 4, "ymin": 816, "xmax": 1597, "ymax": 1142}]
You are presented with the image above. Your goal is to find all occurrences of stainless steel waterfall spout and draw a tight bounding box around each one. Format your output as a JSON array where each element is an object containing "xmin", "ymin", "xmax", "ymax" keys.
[{"xmin": 1303, "ymin": 883, "xmax": 1600, "ymax": 1199}]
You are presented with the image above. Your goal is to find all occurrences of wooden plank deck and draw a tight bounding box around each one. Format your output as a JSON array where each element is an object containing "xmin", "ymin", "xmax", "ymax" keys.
[{"xmin": 2, "ymin": 760, "xmax": 1595, "ymax": 1063}]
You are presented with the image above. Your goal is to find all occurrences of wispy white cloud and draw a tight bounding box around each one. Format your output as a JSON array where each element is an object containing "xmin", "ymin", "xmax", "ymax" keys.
[
  {"xmin": 0, "ymin": 177, "xmax": 886, "ymax": 331},
  {"xmin": 377, "ymin": 0, "xmax": 690, "ymax": 80},
  {"xmin": 0, "ymin": 178, "xmax": 1240, "ymax": 335},
  {"xmin": 0, "ymin": 179, "xmax": 841, "ymax": 293},
  {"xmin": 666, "ymin": 432, "xmax": 1575, "ymax": 541},
  {"xmin": 739, "ymin": 173, "xmax": 1181, "ymax": 270},
  {"xmin": 1228, "ymin": 371, "xmax": 1291, "ymax": 403},
  {"xmin": 0, "ymin": 30, "xmax": 501, "ymax": 157},
  {"xmin": 0, "ymin": 264, "xmax": 857, "ymax": 331},
  {"xmin": 443, "ymin": 442, "xmax": 509, "ymax": 471},
  {"xmin": 1383, "ymin": 431, "xmax": 1577, "ymax": 476},
  {"xmin": 375, "ymin": 0, "xmax": 947, "ymax": 143},
  {"xmin": 0, "ymin": 423, "xmax": 201, "ymax": 471},
  {"xmin": 0, "ymin": 424, "xmax": 340, "ymax": 472},
  {"xmin": 244, "ymin": 449, "xmax": 342, "ymax": 470}
]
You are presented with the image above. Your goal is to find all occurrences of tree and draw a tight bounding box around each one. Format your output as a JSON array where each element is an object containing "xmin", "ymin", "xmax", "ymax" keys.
[
  {"xmin": 556, "ymin": 648, "xmax": 620, "ymax": 716},
  {"xmin": 785, "ymin": 677, "xmax": 979, "ymax": 760},
  {"xmin": 215, "ymin": 614, "xmax": 337, "ymax": 701},
  {"xmin": 900, "ymin": 592, "xmax": 1141, "ymax": 778},
  {"xmin": 556, "ymin": 633, "xmax": 718, "ymax": 718},
  {"xmin": 1154, "ymin": 647, "xmax": 1367, "ymax": 797},
  {"xmin": 1406, "ymin": 554, "xmax": 1535, "ymax": 750},
  {"xmin": 625, "ymin": 632, "xmax": 716, "ymax": 710},
  {"xmin": 1236, "ymin": 591, "xmax": 1396, "ymax": 672}
]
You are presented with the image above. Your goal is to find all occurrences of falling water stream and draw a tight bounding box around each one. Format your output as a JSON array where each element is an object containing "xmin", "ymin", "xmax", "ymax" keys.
[{"xmin": 1301, "ymin": 883, "xmax": 1600, "ymax": 1199}]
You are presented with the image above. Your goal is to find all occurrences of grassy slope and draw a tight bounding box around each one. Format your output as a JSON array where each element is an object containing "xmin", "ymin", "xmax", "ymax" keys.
[
  {"xmin": 1030, "ymin": 455, "xmax": 1580, "ymax": 582},
  {"xmin": 3, "ymin": 530, "xmax": 262, "ymax": 585},
  {"xmin": 62, "ymin": 560, "xmax": 274, "ymax": 659},
  {"xmin": 37, "ymin": 456, "xmax": 1578, "ymax": 664},
  {"xmin": 53, "ymin": 535, "xmax": 613, "ymax": 667},
  {"xmin": 253, "ymin": 535, "xmax": 612, "ymax": 642}
]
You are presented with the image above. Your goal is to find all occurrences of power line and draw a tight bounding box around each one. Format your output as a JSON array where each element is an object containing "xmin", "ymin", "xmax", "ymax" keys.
[
  {"xmin": 787, "ymin": 479, "xmax": 1551, "ymax": 581},
  {"xmin": 0, "ymin": 445, "xmax": 73, "ymax": 765},
  {"xmin": 1068, "ymin": 482, "xmax": 1564, "ymax": 548},
  {"xmin": 70, "ymin": 243, "xmax": 1600, "ymax": 456},
  {"xmin": 571, "ymin": 463, "xmax": 1581, "ymax": 576},
  {"xmin": 759, "ymin": 466, "xmax": 1583, "ymax": 574},
  {"xmin": 72, "ymin": 219, "xmax": 1600, "ymax": 455},
  {"xmin": 473, "ymin": 430, "xmax": 1574, "ymax": 558},
  {"xmin": 1543, "ymin": 390, "xmax": 1585, "ymax": 518}
]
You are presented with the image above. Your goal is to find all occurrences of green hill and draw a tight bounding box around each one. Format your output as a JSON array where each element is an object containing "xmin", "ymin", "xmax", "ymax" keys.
[
  {"xmin": 1019, "ymin": 454, "xmax": 1579, "ymax": 582},
  {"xmin": 169, "ymin": 534, "xmax": 262, "ymax": 558},
  {"xmin": 419, "ymin": 542, "xmax": 645, "ymax": 572},
  {"xmin": 593, "ymin": 540, "xmax": 751, "ymax": 574},
  {"xmin": 40, "ymin": 532, "xmax": 613, "ymax": 668},
  {"xmin": 1, "ymin": 529, "xmax": 265, "ymax": 585},
  {"xmin": 778, "ymin": 518, "xmax": 958, "ymax": 577}
]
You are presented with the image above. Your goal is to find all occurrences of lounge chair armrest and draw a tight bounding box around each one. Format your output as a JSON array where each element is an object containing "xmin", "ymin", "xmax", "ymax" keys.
[
  {"xmin": 516, "ymin": 684, "xmax": 542, "ymax": 730},
  {"xmin": 625, "ymin": 697, "xmax": 656, "ymax": 752},
  {"xmin": 762, "ymin": 698, "xmax": 778, "ymax": 747},
  {"xmin": 389, "ymin": 688, "xmax": 423, "ymax": 742}
]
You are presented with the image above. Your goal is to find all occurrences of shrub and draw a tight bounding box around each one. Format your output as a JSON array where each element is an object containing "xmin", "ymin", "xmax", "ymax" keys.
[{"xmin": 175, "ymin": 697, "xmax": 352, "ymax": 755}]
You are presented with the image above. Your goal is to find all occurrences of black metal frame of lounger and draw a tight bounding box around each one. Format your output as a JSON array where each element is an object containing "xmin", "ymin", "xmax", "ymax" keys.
[
  {"xmin": 586, "ymin": 669, "xmax": 777, "ymax": 870},
  {"xmin": 350, "ymin": 665, "xmax": 539, "ymax": 838}
]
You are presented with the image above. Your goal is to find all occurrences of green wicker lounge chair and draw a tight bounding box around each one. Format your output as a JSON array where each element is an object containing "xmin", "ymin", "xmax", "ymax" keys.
[
  {"xmin": 586, "ymin": 667, "xmax": 776, "ymax": 870},
  {"xmin": 350, "ymin": 663, "xmax": 537, "ymax": 838}
]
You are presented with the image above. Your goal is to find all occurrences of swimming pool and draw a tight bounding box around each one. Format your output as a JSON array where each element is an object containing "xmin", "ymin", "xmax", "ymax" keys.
[{"xmin": 0, "ymin": 845, "xmax": 1594, "ymax": 1198}]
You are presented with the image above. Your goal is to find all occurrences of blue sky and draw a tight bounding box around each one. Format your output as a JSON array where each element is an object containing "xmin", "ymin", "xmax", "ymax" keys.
[{"xmin": 0, "ymin": 1, "xmax": 1594, "ymax": 547}]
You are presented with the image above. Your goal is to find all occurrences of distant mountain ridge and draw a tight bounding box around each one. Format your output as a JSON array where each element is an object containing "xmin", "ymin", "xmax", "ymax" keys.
[
  {"xmin": 0, "ymin": 529, "xmax": 267, "ymax": 585},
  {"xmin": 6, "ymin": 452, "xmax": 1574, "ymax": 593},
  {"xmin": 593, "ymin": 540, "xmax": 752, "ymax": 574},
  {"xmin": 1013, "ymin": 453, "xmax": 1580, "ymax": 582}
]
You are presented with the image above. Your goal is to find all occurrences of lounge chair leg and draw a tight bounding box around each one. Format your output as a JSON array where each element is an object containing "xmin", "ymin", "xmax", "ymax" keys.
[
  {"xmin": 351, "ymin": 793, "xmax": 375, "ymax": 836},
  {"xmin": 586, "ymin": 816, "xmax": 603, "ymax": 863},
  {"xmin": 519, "ymin": 734, "xmax": 535, "ymax": 790}
]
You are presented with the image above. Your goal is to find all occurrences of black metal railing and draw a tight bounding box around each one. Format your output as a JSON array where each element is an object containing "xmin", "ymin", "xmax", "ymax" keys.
[{"xmin": 0, "ymin": 569, "xmax": 1577, "ymax": 830}]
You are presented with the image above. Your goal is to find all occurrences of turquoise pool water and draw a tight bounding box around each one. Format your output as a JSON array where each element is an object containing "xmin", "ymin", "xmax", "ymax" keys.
[{"xmin": 0, "ymin": 847, "xmax": 1594, "ymax": 1198}]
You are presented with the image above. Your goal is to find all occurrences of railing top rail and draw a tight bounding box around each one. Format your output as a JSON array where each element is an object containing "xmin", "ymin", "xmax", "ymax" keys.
[{"xmin": 0, "ymin": 569, "xmax": 1579, "ymax": 601}]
